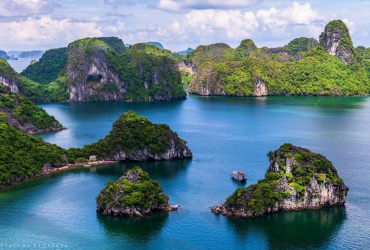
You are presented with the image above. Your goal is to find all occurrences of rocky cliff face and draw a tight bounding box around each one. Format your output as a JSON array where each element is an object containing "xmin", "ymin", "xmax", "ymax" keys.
[
  {"xmin": 65, "ymin": 38, "xmax": 186, "ymax": 102},
  {"xmin": 96, "ymin": 167, "xmax": 178, "ymax": 217},
  {"xmin": 212, "ymin": 144, "xmax": 348, "ymax": 219},
  {"xmin": 319, "ymin": 20, "xmax": 356, "ymax": 64},
  {"xmin": 178, "ymin": 61, "xmax": 198, "ymax": 75},
  {"xmin": 188, "ymin": 62, "xmax": 268, "ymax": 97},
  {"xmin": 254, "ymin": 78, "xmax": 268, "ymax": 96},
  {"xmin": 107, "ymin": 132, "xmax": 192, "ymax": 162},
  {"xmin": 0, "ymin": 59, "xmax": 20, "ymax": 93},
  {"xmin": 67, "ymin": 39, "xmax": 126, "ymax": 101},
  {"xmin": 0, "ymin": 76, "xmax": 19, "ymax": 93},
  {"xmin": 188, "ymin": 63, "xmax": 225, "ymax": 96}
]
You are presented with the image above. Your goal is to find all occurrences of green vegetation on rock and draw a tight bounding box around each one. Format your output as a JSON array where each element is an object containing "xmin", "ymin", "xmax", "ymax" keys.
[
  {"xmin": 222, "ymin": 144, "xmax": 348, "ymax": 216},
  {"xmin": 16, "ymin": 38, "xmax": 186, "ymax": 102},
  {"xmin": 284, "ymin": 37, "xmax": 318, "ymax": 55},
  {"xmin": 96, "ymin": 167, "xmax": 172, "ymax": 216},
  {"xmin": 21, "ymin": 47, "xmax": 68, "ymax": 84},
  {"xmin": 67, "ymin": 111, "xmax": 192, "ymax": 161},
  {"xmin": 190, "ymin": 46, "xmax": 370, "ymax": 96},
  {"xmin": 0, "ymin": 83, "xmax": 63, "ymax": 132},
  {"xmin": 185, "ymin": 43, "xmax": 236, "ymax": 67},
  {"xmin": 96, "ymin": 37, "xmax": 128, "ymax": 54},
  {"xmin": 0, "ymin": 112, "xmax": 67, "ymax": 187},
  {"xmin": 188, "ymin": 20, "xmax": 370, "ymax": 97}
]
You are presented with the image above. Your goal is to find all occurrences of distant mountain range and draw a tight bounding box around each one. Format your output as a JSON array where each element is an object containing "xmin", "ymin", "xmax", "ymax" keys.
[
  {"xmin": 6, "ymin": 50, "xmax": 44, "ymax": 59},
  {"xmin": 177, "ymin": 47, "xmax": 194, "ymax": 56},
  {"xmin": 0, "ymin": 50, "xmax": 9, "ymax": 60}
]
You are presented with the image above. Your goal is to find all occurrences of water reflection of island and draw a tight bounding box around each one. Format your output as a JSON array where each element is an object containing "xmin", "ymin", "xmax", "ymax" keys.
[
  {"xmin": 97, "ymin": 212, "xmax": 168, "ymax": 242},
  {"xmin": 227, "ymin": 206, "xmax": 346, "ymax": 249}
]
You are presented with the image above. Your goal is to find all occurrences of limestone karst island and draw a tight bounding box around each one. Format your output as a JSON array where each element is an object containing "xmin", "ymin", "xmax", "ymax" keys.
[
  {"xmin": 1, "ymin": 0, "xmax": 369, "ymax": 248},
  {"xmin": 212, "ymin": 144, "xmax": 348, "ymax": 218}
]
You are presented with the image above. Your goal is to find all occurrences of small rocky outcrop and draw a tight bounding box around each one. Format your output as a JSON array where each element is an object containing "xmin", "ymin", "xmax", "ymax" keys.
[
  {"xmin": 319, "ymin": 20, "xmax": 356, "ymax": 64},
  {"xmin": 96, "ymin": 167, "xmax": 178, "ymax": 217},
  {"xmin": 254, "ymin": 77, "xmax": 268, "ymax": 96},
  {"xmin": 212, "ymin": 144, "xmax": 348, "ymax": 219},
  {"xmin": 29, "ymin": 59, "xmax": 38, "ymax": 65},
  {"xmin": 82, "ymin": 111, "xmax": 192, "ymax": 161}
]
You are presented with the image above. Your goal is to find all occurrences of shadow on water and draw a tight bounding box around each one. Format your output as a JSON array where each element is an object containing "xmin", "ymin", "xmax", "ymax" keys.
[
  {"xmin": 92, "ymin": 159, "xmax": 192, "ymax": 181},
  {"xmin": 227, "ymin": 206, "xmax": 347, "ymax": 249},
  {"xmin": 97, "ymin": 211, "xmax": 168, "ymax": 242}
]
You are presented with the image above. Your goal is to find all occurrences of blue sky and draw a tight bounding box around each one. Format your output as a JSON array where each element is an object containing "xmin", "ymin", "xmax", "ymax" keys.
[{"xmin": 0, "ymin": 0, "xmax": 369, "ymax": 51}]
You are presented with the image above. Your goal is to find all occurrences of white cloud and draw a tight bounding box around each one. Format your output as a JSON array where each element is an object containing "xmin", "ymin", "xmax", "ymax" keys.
[
  {"xmin": 158, "ymin": 0, "xmax": 262, "ymax": 11},
  {"xmin": 0, "ymin": 16, "xmax": 104, "ymax": 46},
  {"xmin": 256, "ymin": 2, "xmax": 325, "ymax": 37},
  {"xmin": 342, "ymin": 18, "xmax": 355, "ymax": 35},
  {"xmin": 158, "ymin": 0, "xmax": 181, "ymax": 12},
  {"xmin": 0, "ymin": 0, "xmax": 61, "ymax": 17},
  {"xmin": 281, "ymin": 2, "xmax": 323, "ymax": 25},
  {"xmin": 166, "ymin": 9, "xmax": 259, "ymax": 41}
]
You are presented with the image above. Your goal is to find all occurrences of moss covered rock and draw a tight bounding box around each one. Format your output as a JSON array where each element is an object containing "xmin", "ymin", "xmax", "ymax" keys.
[
  {"xmin": 212, "ymin": 144, "xmax": 348, "ymax": 219},
  {"xmin": 96, "ymin": 167, "xmax": 177, "ymax": 217}
]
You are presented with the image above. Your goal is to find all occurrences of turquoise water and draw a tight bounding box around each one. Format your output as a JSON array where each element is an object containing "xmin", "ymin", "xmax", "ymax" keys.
[
  {"xmin": 7, "ymin": 58, "xmax": 32, "ymax": 73},
  {"xmin": 1, "ymin": 95, "xmax": 370, "ymax": 249}
]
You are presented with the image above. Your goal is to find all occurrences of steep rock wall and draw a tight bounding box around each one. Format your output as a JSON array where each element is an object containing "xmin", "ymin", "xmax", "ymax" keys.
[{"xmin": 67, "ymin": 47, "xmax": 125, "ymax": 101}]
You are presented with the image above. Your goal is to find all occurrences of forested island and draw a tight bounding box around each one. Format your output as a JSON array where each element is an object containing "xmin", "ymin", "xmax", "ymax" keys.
[
  {"xmin": 0, "ymin": 110, "xmax": 192, "ymax": 189},
  {"xmin": 96, "ymin": 167, "xmax": 178, "ymax": 217},
  {"xmin": 187, "ymin": 20, "xmax": 370, "ymax": 97},
  {"xmin": 1, "ymin": 20, "xmax": 369, "ymax": 102},
  {"xmin": 212, "ymin": 144, "xmax": 348, "ymax": 218}
]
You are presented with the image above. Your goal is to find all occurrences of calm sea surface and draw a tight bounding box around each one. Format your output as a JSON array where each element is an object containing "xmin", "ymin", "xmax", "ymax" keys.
[
  {"xmin": 7, "ymin": 58, "xmax": 33, "ymax": 73},
  {"xmin": 1, "ymin": 95, "xmax": 370, "ymax": 249}
]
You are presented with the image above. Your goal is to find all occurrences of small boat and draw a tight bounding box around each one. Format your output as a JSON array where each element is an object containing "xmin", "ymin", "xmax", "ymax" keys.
[{"xmin": 231, "ymin": 171, "xmax": 247, "ymax": 182}]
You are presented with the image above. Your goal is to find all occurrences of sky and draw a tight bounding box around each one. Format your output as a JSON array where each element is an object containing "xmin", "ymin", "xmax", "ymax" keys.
[{"xmin": 0, "ymin": 0, "xmax": 369, "ymax": 52}]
